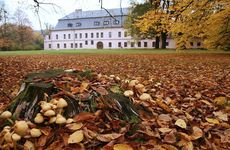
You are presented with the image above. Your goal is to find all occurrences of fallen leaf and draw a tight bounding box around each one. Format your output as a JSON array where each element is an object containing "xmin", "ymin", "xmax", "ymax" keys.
[
  {"xmin": 213, "ymin": 111, "xmax": 228, "ymax": 121},
  {"xmin": 178, "ymin": 132, "xmax": 191, "ymax": 141},
  {"xmin": 113, "ymin": 144, "xmax": 133, "ymax": 150},
  {"xmin": 156, "ymin": 99, "xmax": 172, "ymax": 113},
  {"xmin": 97, "ymin": 133, "xmax": 122, "ymax": 142},
  {"xmin": 191, "ymin": 126, "xmax": 203, "ymax": 140},
  {"xmin": 157, "ymin": 114, "xmax": 172, "ymax": 128},
  {"xmin": 94, "ymin": 86, "xmax": 108, "ymax": 95},
  {"xmin": 68, "ymin": 130, "xmax": 84, "ymax": 144},
  {"xmin": 74, "ymin": 112, "xmax": 95, "ymax": 122},
  {"xmin": 46, "ymin": 140, "xmax": 64, "ymax": 150},
  {"xmin": 24, "ymin": 140, "xmax": 35, "ymax": 150},
  {"xmin": 162, "ymin": 144, "xmax": 178, "ymax": 150},
  {"xmin": 158, "ymin": 128, "xmax": 173, "ymax": 134},
  {"xmin": 163, "ymin": 130, "xmax": 177, "ymax": 144},
  {"xmin": 205, "ymin": 118, "xmax": 220, "ymax": 124},
  {"xmin": 214, "ymin": 97, "xmax": 227, "ymax": 105},
  {"xmin": 175, "ymin": 119, "xmax": 187, "ymax": 129},
  {"xmin": 200, "ymin": 100, "xmax": 213, "ymax": 106},
  {"xmin": 79, "ymin": 82, "xmax": 89, "ymax": 93},
  {"xmin": 38, "ymin": 135, "xmax": 48, "ymax": 147},
  {"xmin": 182, "ymin": 141, "xmax": 193, "ymax": 150},
  {"xmin": 66, "ymin": 122, "xmax": 83, "ymax": 131}
]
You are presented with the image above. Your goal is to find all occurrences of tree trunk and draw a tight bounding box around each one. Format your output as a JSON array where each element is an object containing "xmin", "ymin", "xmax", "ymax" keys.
[
  {"xmin": 161, "ymin": 32, "xmax": 167, "ymax": 49},
  {"xmin": 155, "ymin": 36, "xmax": 160, "ymax": 49}
]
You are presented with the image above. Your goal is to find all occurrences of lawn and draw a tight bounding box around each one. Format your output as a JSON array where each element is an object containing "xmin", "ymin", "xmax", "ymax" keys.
[{"xmin": 0, "ymin": 49, "xmax": 229, "ymax": 56}]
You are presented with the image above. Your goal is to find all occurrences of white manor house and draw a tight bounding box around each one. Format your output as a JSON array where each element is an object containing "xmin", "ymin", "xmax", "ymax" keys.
[{"xmin": 44, "ymin": 8, "xmax": 177, "ymax": 50}]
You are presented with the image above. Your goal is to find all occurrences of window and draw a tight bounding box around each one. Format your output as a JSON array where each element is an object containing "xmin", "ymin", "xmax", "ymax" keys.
[
  {"xmin": 109, "ymin": 42, "xmax": 112, "ymax": 47},
  {"xmin": 138, "ymin": 42, "xmax": 141, "ymax": 47},
  {"xmin": 75, "ymin": 43, "xmax": 78, "ymax": 48},
  {"xmin": 57, "ymin": 43, "xmax": 60, "ymax": 48},
  {"xmin": 67, "ymin": 23, "xmax": 73, "ymax": 27},
  {"xmin": 85, "ymin": 41, "xmax": 88, "ymax": 45},
  {"xmin": 64, "ymin": 43, "xmax": 66, "ymax": 48},
  {"xmin": 76, "ymin": 23, "xmax": 81, "ymax": 27},
  {"xmin": 144, "ymin": 42, "xmax": 148, "ymax": 47},
  {"xmin": 101, "ymin": 32, "xmax": 103, "ymax": 38},
  {"xmin": 124, "ymin": 32, "xmax": 128, "ymax": 37},
  {"xmin": 152, "ymin": 42, "xmax": 156, "ymax": 47},
  {"xmin": 166, "ymin": 42, "xmax": 169, "ymax": 46},
  {"xmin": 70, "ymin": 43, "xmax": 73, "ymax": 48},
  {"xmin": 131, "ymin": 42, "xmax": 135, "ymax": 47},
  {"xmin": 64, "ymin": 34, "xmax": 66, "ymax": 39},
  {"xmin": 80, "ymin": 43, "xmax": 83, "ymax": 48},
  {"xmin": 80, "ymin": 33, "xmax": 82, "ymax": 39},
  {"xmin": 114, "ymin": 20, "xmax": 119, "ymax": 25},
  {"xmin": 124, "ymin": 42, "xmax": 127, "ymax": 47},
  {"xmin": 91, "ymin": 33, "xmax": 94, "ymax": 38},
  {"xmin": 118, "ymin": 31, "xmax": 121, "ymax": 37},
  {"xmin": 118, "ymin": 42, "xmax": 122, "ymax": 47},
  {"xmin": 190, "ymin": 42, "xmax": 194, "ymax": 46},
  {"xmin": 75, "ymin": 34, "xmax": 77, "ymax": 39},
  {"xmin": 197, "ymin": 42, "xmax": 201, "ymax": 46},
  {"xmin": 49, "ymin": 44, "xmax": 51, "ymax": 48},
  {"xmin": 68, "ymin": 34, "xmax": 71, "ymax": 39},
  {"xmin": 56, "ymin": 34, "xmax": 58, "ymax": 39},
  {"xmin": 91, "ymin": 40, "xmax": 94, "ymax": 45},
  {"xmin": 48, "ymin": 35, "xmax": 51, "ymax": 39},
  {"xmin": 109, "ymin": 32, "xmax": 112, "ymax": 38},
  {"xmin": 96, "ymin": 32, "xmax": 99, "ymax": 38},
  {"xmin": 103, "ymin": 21, "xmax": 109, "ymax": 25},
  {"xmin": 94, "ymin": 21, "xmax": 100, "ymax": 26},
  {"xmin": 85, "ymin": 33, "xmax": 88, "ymax": 38}
]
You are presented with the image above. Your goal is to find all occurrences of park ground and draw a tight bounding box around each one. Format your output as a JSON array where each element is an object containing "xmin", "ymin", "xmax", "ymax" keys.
[{"xmin": 0, "ymin": 49, "xmax": 229, "ymax": 108}]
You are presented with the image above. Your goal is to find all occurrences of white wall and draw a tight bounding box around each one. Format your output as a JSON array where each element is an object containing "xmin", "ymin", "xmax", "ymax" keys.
[{"xmin": 44, "ymin": 28, "xmax": 176, "ymax": 50}]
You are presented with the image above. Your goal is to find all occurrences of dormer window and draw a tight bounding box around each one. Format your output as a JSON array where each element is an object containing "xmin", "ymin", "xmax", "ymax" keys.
[
  {"xmin": 94, "ymin": 21, "xmax": 100, "ymax": 26},
  {"xmin": 67, "ymin": 23, "xmax": 73, "ymax": 27},
  {"xmin": 114, "ymin": 20, "xmax": 119, "ymax": 25},
  {"xmin": 103, "ymin": 21, "xmax": 109, "ymax": 25},
  {"xmin": 76, "ymin": 23, "xmax": 81, "ymax": 27}
]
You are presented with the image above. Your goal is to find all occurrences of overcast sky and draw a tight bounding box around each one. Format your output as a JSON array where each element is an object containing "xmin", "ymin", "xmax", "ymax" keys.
[{"xmin": 1, "ymin": 0, "xmax": 142, "ymax": 30}]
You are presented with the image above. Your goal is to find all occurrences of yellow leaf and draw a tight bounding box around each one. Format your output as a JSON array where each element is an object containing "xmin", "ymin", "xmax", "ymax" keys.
[
  {"xmin": 191, "ymin": 126, "xmax": 203, "ymax": 140},
  {"xmin": 214, "ymin": 97, "xmax": 227, "ymax": 105},
  {"xmin": 159, "ymin": 128, "xmax": 173, "ymax": 133},
  {"xmin": 113, "ymin": 144, "xmax": 133, "ymax": 150},
  {"xmin": 213, "ymin": 111, "xmax": 228, "ymax": 122},
  {"xmin": 80, "ymin": 82, "xmax": 89, "ymax": 93},
  {"xmin": 175, "ymin": 119, "xmax": 187, "ymax": 129},
  {"xmin": 68, "ymin": 130, "xmax": 84, "ymax": 144},
  {"xmin": 156, "ymin": 99, "xmax": 172, "ymax": 113},
  {"xmin": 66, "ymin": 123, "xmax": 83, "ymax": 131},
  {"xmin": 205, "ymin": 118, "xmax": 220, "ymax": 124}
]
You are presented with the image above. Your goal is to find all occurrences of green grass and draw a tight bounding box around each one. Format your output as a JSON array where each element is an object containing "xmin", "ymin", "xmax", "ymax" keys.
[{"xmin": 0, "ymin": 49, "xmax": 229, "ymax": 56}]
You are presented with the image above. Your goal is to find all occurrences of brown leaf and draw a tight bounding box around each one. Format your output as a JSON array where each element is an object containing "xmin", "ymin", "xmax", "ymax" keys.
[
  {"xmin": 66, "ymin": 123, "xmax": 83, "ymax": 131},
  {"xmin": 74, "ymin": 112, "xmax": 95, "ymax": 122},
  {"xmin": 38, "ymin": 135, "xmax": 48, "ymax": 147},
  {"xmin": 94, "ymin": 86, "xmax": 108, "ymax": 95},
  {"xmin": 46, "ymin": 140, "xmax": 64, "ymax": 150},
  {"xmin": 163, "ymin": 130, "xmax": 177, "ymax": 144},
  {"xmin": 157, "ymin": 114, "xmax": 172, "ymax": 128},
  {"xmin": 97, "ymin": 133, "xmax": 123, "ymax": 142},
  {"xmin": 162, "ymin": 144, "xmax": 178, "ymax": 150},
  {"xmin": 156, "ymin": 99, "xmax": 172, "ymax": 113},
  {"xmin": 191, "ymin": 126, "xmax": 203, "ymax": 140}
]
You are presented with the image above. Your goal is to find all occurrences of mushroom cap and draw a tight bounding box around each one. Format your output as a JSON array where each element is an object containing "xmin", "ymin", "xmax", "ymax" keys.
[
  {"xmin": 44, "ymin": 110, "xmax": 56, "ymax": 117},
  {"xmin": 12, "ymin": 133, "xmax": 21, "ymax": 142},
  {"xmin": 57, "ymin": 98, "xmax": 68, "ymax": 108},
  {"xmin": 0, "ymin": 111, "xmax": 12, "ymax": 119},
  {"xmin": 30, "ymin": 128, "xmax": 42, "ymax": 137},
  {"xmin": 14, "ymin": 121, "xmax": 29, "ymax": 136},
  {"xmin": 34, "ymin": 113, "xmax": 44, "ymax": 124},
  {"xmin": 124, "ymin": 90, "xmax": 134, "ymax": 97},
  {"xmin": 56, "ymin": 115, "xmax": 66, "ymax": 124},
  {"xmin": 140, "ymin": 93, "xmax": 152, "ymax": 101}
]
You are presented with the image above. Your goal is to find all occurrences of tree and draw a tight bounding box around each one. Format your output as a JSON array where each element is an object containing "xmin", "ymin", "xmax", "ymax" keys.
[{"xmin": 14, "ymin": 8, "xmax": 34, "ymax": 50}]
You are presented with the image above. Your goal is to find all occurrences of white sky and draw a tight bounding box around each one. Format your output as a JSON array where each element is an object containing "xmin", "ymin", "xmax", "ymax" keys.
[{"xmin": 1, "ymin": 0, "xmax": 142, "ymax": 30}]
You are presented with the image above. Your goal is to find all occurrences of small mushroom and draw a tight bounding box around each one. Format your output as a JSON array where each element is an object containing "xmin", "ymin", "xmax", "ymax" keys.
[
  {"xmin": 140, "ymin": 93, "xmax": 151, "ymax": 101},
  {"xmin": 40, "ymin": 101, "xmax": 52, "ymax": 112},
  {"xmin": 128, "ymin": 80, "xmax": 139, "ymax": 87},
  {"xmin": 14, "ymin": 121, "xmax": 29, "ymax": 136},
  {"xmin": 34, "ymin": 113, "xmax": 44, "ymax": 124},
  {"xmin": 66, "ymin": 118, "xmax": 74, "ymax": 124},
  {"xmin": 50, "ymin": 99, "xmax": 58, "ymax": 105},
  {"xmin": 57, "ymin": 98, "xmax": 68, "ymax": 108},
  {"xmin": 43, "ymin": 110, "xmax": 56, "ymax": 117},
  {"xmin": 49, "ymin": 117, "xmax": 57, "ymax": 124},
  {"xmin": 0, "ymin": 111, "xmax": 12, "ymax": 119},
  {"xmin": 56, "ymin": 114, "xmax": 66, "ymax": 124},
  {"xmin": 11, "ymin": 133, "xmax": 21, "ymax": 142},
  {"xmin": 124, "ymin": 90, "xmax": 134, "ymax": 97},
  {"xmin": 30, "ymin": 128, "xmax": 42, "ymax": 138}
]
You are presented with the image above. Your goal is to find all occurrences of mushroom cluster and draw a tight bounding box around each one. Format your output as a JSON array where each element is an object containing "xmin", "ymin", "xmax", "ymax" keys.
[
  {"xmin": 123, "ymin": 79, "xmax": 151, "ymax": 101},
  {"xmin": 0, "ymin": 111, "xmax": 43, "ymax": 149},
  {"xmin": 34, "ymin": 98, "xmax": 73, "ymax": 125}
]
